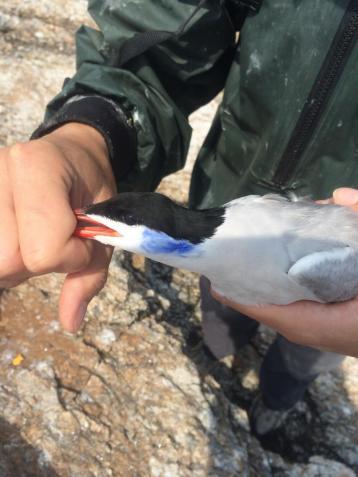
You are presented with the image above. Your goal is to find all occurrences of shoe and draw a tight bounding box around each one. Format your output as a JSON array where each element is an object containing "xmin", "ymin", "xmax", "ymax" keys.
[{"xmin": 249, "ymin": 394, "xmax": 289, "ymax": 436}]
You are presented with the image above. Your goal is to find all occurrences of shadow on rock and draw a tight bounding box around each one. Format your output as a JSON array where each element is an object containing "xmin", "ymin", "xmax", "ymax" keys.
[
  {"xmin": 120, "ymin": 253, "xmax": 358, "ymax": 474},
  {"xmin": 0, "ymin": 417, "xmax": 60, "ymax": 477},
  {"xmin": 253, "ymin": 366, "xmax": 358, "ymax": 473}
]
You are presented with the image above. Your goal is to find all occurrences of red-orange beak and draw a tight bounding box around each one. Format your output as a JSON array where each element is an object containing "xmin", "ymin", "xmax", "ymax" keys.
[{"xmin": 74, "ymin": 209, "xmax": 121, "ymax": 239}]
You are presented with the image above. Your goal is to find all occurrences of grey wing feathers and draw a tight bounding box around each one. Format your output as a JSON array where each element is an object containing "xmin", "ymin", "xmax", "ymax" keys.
[{"xmin": 288, "ymin": 247, "xmax": 358, "ymax": 303}]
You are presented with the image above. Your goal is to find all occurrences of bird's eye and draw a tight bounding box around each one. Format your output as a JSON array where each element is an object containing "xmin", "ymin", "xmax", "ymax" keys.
[{"xmin": 125, "ymin": 214, "xmax": 137, "ymax": 226}]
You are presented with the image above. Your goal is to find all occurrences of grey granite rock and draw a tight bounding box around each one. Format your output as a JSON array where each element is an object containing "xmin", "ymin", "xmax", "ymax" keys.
[{"xmin": 0, "ymin": 2, "xmax": 357, "ymax": 476}]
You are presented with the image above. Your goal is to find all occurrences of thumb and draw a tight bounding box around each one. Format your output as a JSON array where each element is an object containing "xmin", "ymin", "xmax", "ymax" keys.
[
  {"xmin": 333, "ymin": 187, "xmax": 358, "ymax": 207},
  {"xmin": 58, "ymin": 242, "xmax": 113, "ymax": 333}
]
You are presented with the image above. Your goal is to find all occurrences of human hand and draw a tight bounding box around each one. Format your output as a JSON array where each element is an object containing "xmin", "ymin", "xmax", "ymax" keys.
[
  {"xmin": 0, "ymin": 123, "xmax": 116, "ymax": 332},
  {"xmin": 211, "ymin": 188, "xmax": 358, "ymax": 357}
]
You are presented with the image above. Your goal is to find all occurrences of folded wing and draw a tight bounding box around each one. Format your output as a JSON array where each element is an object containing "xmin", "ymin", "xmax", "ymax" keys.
[{"xmin": 288, "ymin": 246, "xmax": 358, "ymax": 303}]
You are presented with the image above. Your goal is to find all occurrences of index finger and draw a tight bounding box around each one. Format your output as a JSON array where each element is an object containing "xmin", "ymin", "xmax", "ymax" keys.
[
  {"xmin": 211, "ymin": 288, "xmax": 358, "ymax": 356},
  {"xmin": 8, "ymin": 142, "xmax": 94, "ymax": 274}
]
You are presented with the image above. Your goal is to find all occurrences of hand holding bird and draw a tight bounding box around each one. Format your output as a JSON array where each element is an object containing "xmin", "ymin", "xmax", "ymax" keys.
[
  {"xmin": 0, "ymin": 123, "xmax": 115, "ymax": 333},
  {"xmin": 212, "ymin": 188, "xmax": 358, "ymax": 357}
]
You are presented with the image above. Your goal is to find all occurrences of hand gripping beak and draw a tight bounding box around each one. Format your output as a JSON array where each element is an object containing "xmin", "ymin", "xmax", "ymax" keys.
[{"xmin": 74, "ymin": 209, "xmax": 121, "ymax": 239}]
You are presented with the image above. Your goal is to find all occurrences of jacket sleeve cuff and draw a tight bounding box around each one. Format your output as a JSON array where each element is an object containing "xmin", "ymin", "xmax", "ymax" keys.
[{"xmin": 31, "ymin": 95, "xmax": 137, "ymax": 182}]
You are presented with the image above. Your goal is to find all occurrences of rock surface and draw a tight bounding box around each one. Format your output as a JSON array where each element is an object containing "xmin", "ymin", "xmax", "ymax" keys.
[{"xmin": 0, "ymin": 2, "xmax": 357, "ymax": 476}]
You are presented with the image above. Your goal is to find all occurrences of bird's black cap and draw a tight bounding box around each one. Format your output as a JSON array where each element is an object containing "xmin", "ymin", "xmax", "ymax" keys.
[{"xmin": 84, "ymin": 192, "xmax": 225, "ymax": 244}]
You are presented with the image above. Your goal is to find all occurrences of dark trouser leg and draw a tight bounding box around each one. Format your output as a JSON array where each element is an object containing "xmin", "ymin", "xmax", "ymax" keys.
[
  {"xmin": 200, "ymin": 276, "xmax": 345, "ymax": 410},
  {"xmin": 260, "ymin": 336, "xmax": 345, "ymax": 410},
  {"xmin": 200, "ymin": 276, "xmax": 259, "ymax": 359}
]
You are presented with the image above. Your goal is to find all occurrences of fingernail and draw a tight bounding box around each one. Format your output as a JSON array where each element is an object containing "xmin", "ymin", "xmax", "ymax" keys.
[
  {"xmin": 72, "ymin": 302, "xmax": 87, "ymax": 332},
  {"xmin": 333, "ymin": 188, "xmax": 358, "ymax": 205}
]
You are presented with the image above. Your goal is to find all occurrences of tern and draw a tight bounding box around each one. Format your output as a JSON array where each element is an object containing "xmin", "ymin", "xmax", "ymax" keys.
[{"xmin": 74, "ymin": 192, "xmax": 358, "ymax": 305}]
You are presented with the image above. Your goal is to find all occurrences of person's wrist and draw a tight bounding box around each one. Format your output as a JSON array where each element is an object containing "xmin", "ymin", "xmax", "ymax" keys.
[
  {"xmin": 45, "ymin": 122, "xmax": 108, "ymax": 162},
  {"xmin": 42, "ymin": 122, "xmax": 116, "ymax": 192}
]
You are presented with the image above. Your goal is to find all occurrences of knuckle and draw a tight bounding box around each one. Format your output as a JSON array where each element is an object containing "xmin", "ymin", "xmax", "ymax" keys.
[
  {"xmin": 8, "ymin": 142, "xmax": 34, "ymax": 162},
  {"xmin": 8, "ymin": 141, "xmax": 52, "ymax": 166},
  {"xmin": 22, "ymin": 249, "xmax": 53, "ymax": 274},
  {"xmin": 0, "ymin": 249, "xmax": 22, "ymax": 278}
]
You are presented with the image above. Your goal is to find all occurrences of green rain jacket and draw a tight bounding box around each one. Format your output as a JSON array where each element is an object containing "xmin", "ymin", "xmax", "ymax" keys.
[{"xmin": 34, "ymin": 0, "xmax": 358, "ymax": 209}]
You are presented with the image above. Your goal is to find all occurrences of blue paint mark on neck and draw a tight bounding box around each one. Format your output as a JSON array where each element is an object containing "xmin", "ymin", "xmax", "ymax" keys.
[{"xmin": 141, "ymin": 228, "xmax": 197, "ymax": 256}]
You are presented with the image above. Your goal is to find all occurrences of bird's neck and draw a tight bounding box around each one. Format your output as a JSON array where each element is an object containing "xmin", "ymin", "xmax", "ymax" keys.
[
  {"xmin": 148, "ymin": 202, "xmax": 226, "ymax": 246},
  {"xmin": 136, "ymin": 205, "xmax": 226, "ymax": 272}
]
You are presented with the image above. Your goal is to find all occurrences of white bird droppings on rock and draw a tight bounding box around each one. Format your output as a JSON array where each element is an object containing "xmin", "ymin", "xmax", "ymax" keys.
[{"xmin": 97, "ymin": 328, "xmax": 117, "ymax": 345}]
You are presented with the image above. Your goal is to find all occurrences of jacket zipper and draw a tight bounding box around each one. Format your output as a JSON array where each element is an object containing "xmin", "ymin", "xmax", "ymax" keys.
[{"xmin": 273, "ymin": 0, "xmax": 358, "ymax": 186}]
